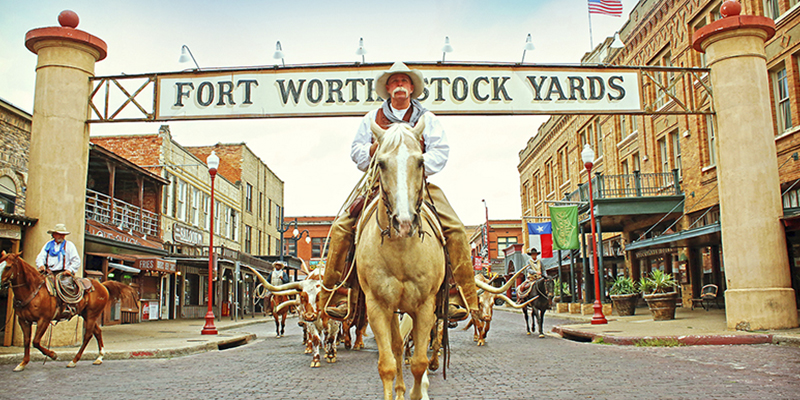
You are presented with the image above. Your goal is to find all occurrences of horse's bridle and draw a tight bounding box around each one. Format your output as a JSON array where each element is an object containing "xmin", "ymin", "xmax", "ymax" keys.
[{"xmin": 376, "ymin": 141, "xmax": 427, "ymax": 241}]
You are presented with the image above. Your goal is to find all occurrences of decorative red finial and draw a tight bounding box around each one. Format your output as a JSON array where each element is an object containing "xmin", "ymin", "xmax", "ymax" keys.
[
  {"xmin": 58, "ymin": 10, "xmax": 79, "ymax": 28},
  {"xmin": 720, "ymin": 1, "xmax": 742, "ymax": 18}
]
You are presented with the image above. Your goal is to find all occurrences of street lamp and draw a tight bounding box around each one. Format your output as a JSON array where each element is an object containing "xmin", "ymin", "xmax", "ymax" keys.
[
  {"xmin": 277, "ymin": 213, "xmax": 311, "ymax": 263},
  {"xmin": 441, "ymin": 36, "xmax": 453, "ymax": 62},
  {"xmin": 521, "ymin": 33, "xmax": 535, "ymax": 64},
  {"xmin": 178, "ymin": 45, "xmax": 200, "ymax": 70},
  {"xmin": 202, "ymin": 151, "xmax": 220, "ymax": 335},
  {"xmin": 581, "ymin": 144, "xmax": 607, "ymax": 325},
  {"xmin": 355, "ymin": 37, "xmax": 366, "ymax": 63}
]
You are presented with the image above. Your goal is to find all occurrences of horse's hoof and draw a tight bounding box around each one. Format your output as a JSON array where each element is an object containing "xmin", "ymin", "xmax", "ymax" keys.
[
  {"xmin": 310, "ymin": 361, "xmax": 320, "ymax": 368},
  {"xmin": 526, "ymin": 332, "xmax": 531, "ymax": 335},
  {"xmin": 93, "ymin": 359, "xmax": 103, "ymax": 365},
  {"xmin": 13, "ymin": 364, "xmax": 25, "ymax": 372},
  {"xmin": 539, "ymin": 334, "xmax": 545, "ymax": 338},
  {"xmin": 66, "ymin": 361, "xmax": 76, "ymax": 368}
]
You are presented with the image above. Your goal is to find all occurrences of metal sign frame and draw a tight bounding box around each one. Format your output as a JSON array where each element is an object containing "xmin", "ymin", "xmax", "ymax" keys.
[{"xmin": 88, "ymin": 62, "xmax": 713, "ymax": 123}]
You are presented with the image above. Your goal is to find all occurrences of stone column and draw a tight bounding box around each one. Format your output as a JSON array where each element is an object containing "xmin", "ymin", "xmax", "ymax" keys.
[
  {"xmin": 693, "ymin": 2, "xmax": 798, "ymax": 330},
  {"xmin": 19, "ymin": 10, "xmax": 107, "ymax": 345}
]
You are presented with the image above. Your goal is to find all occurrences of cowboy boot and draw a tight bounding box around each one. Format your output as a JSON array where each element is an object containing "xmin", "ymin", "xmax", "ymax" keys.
[
  {"xmin": 320, "ymin": 219, "xmax": 355, "ymax": 320},
  {"xmin": 445, "ymin": 229, "xmax": 481, "ymax": 320}
]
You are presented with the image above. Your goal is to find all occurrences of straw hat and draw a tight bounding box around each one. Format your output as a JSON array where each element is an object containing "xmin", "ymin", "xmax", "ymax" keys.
[
  {"xmin": 375, "ymin": 61, "xmax": 425, "ymax": 100},
  {"xmin": 272, "ymin": 261, "xmax": 286, "ymax": 268},
  {"xmin": 47, "ymin": 223, "xmax": 70, "ymax": 235}
]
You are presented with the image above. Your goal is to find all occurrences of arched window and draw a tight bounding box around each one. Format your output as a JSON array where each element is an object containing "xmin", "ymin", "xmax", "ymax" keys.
[{"xmin": 0, "ymin": 175, "xmax": 16, "ymax": 213}]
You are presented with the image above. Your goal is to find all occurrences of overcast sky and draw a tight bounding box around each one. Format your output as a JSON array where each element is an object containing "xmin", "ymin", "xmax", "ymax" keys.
[{"xmin": 1, "ymin": 0, "xmax": 632, "ymax": 225}]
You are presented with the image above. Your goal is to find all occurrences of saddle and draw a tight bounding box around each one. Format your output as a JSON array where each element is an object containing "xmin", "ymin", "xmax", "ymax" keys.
[{"xmin": 44, "ymin": 273, "xmax": 91, "ymax": 305}]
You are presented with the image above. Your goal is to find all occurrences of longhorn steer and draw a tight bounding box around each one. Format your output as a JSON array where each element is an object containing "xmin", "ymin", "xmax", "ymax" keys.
[
  {"xmin": 248, "ymin": 266, "xmax": 340, "ymax": 367},
  {"xmin": 468, "ymin": 268, "xmax": 536, "ymax": 346}
]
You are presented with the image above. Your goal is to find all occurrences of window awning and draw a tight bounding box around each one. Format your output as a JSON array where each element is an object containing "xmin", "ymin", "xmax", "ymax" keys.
[
  {"xmin": 108, "ymin": 262, "xmax": 141, "ymax": 274},
  {"xmin": 624, "ymin": 222, "xmax": 721, "ymax": 252}
]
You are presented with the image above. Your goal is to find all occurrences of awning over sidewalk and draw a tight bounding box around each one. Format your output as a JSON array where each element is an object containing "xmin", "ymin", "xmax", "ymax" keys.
[
  {"xmin": 108, "ymin": 262, "xmax": 141, "ymax": 273},
  {"xmin": 625, "ymin": 222, "xmax": 721, "ymax": 252}
]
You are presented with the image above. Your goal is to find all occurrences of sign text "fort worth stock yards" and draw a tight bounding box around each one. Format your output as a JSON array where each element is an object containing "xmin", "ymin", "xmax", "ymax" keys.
[{"xmin": 156, "ymin": 65, "xmax": 643, "ymax": 120}]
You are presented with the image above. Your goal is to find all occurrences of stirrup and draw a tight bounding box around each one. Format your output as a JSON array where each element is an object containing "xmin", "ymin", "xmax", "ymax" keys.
[
  {"xmin": 448, "ymin": 304, "xmax": 468, "ymax": 321},
  {"xmin": 326, "ymin": 303, "xmax": 349, "ymax": 320}
]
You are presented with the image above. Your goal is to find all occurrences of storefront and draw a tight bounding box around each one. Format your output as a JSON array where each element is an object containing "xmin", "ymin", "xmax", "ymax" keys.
[{"xmin": 1, "ymin": 214, "xmax": 37, "ymax": 346}]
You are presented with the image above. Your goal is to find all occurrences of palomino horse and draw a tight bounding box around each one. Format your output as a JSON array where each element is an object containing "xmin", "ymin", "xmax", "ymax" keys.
[
  {"xmin": 0, "ymin": 252, "xmax": 137, "ymax": 371},
  {"xmin": 356, "ymin": 119, "xmax": 445, "ymax": 400},
  {"xmin": 517, "ymin": 276, "xmax": 555, "ymax": 338}
]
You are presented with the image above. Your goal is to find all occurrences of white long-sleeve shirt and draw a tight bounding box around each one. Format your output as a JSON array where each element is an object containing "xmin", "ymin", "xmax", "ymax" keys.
[
  {"xmin": 35, "ymin": 239, "xmax": 81, "ymax": 274},
  {"xmin": 351, "ymin": 108, "xmax": 449, "ymax": 176}
]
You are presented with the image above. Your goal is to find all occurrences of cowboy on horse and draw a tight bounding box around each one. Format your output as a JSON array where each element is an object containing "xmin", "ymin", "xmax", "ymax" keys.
[
  {"xmin": 318, "ymin": 61, "xmax": 480, "ymax": 323},
  {"xmin": 35, "ymin": 223, "xmax": 81, "ymax": 320}
]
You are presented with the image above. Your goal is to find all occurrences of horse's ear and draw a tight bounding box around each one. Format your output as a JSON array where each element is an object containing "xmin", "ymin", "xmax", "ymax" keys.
[
  {"xmin": 370, "ymin": 120, "xmax": 386, "ymax": 143},
  {"xmin": 410, "ymin": 116, "xmax": 426, "ymax": 141}
]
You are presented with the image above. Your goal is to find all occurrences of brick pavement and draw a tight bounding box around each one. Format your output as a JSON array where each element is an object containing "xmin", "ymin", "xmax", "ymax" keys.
[{"xmin": 1, "ymin": 310, "xmax": 799, "ymax": 399}]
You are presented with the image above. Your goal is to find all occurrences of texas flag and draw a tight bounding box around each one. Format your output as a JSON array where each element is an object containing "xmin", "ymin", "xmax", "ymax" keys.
[{"xmin": 527, "ymin": 222, "xmax": 553, "ymax": 258}]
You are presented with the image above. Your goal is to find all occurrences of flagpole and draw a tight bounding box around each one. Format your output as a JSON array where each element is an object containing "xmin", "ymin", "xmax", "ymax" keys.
[{"xmin": 588, "ymin": 1, "xmax": 594, "ymax": 49}]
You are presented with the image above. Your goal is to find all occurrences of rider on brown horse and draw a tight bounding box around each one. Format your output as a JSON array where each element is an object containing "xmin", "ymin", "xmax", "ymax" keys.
[{"xmin": 35, "ymin": 223, "xmax": 81, "ymax": 320}]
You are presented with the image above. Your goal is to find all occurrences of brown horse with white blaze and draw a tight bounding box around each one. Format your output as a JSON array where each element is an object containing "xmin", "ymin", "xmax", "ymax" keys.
[
  {"xmin": 0, "ymin": 251, "xmax": 137, "ymax": 371},
  {"xmin": 356, "ymin": 119, "xmax": 444, "ymax": 400}
]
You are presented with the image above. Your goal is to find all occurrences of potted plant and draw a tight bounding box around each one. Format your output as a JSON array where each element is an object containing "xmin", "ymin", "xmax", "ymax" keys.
[
  {"xmin": 553, "ymin": 278, "xmax": 571, "ymax": 303},
  {"xmin": 640, "ymin": 270, "xmax": 679, "ymax": 321},
  {"xmin": 609, "ymin": 276, "xmax": 639, "ymax": 316}
]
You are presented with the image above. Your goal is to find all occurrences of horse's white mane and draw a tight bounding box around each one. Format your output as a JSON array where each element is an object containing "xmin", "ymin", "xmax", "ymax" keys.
[{"xmin": 378, "ymin": 123, "xmax": 418, "ymax": 152}]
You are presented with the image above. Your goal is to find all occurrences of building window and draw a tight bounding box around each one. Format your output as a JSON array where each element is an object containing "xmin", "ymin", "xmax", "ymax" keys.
[
  {"xmin": 705, "ymin": 114, "xmax": 717, "ymax": 167},
  {"xmin": 632, "ymin": 152, "xmax": 641, "ymax": 172},
  {"xmin": 559, "ymin": 147, "xmax": 569, "ymax": 184},
  {"xmin": 496, "ymin": 237, "xmax": 517, "ymax": 259},
  {"xmin": 245, "ymin": 183, "xmax": 253, "ymax": 213},
  {"xmin": 619, "ymin": 115, "xmax": 628, "ymax": 141},
  {"xmin": 190, "ymin": 188, "xmax": 200, "ymax": 226},
  {"xmin": 594, "ymin": 120, "xmax": 603, "ymax": 158},
  {"xmin": 163, "ymin": 172, "xmax": 173, "ymax": 215},
  {"xmin": 784, "ymin": 187, "xmax": 800, "ymax": 209},
  {"xmin": 258, "ymin": 192, "xmax": 263, "ymax": 220},
  {"xmin": 268, "ymin": 199, "xmax": 273, "ymax": 225},
  {"xmin": 0, "ymin": 175, "xmax": 16, "ymax": 213},
  {"xmin": 276, "ymin": 204, "xmax": 282, "ymax": 227},
  {"xmin": 773, "ymin": 67, "xmax": 792, "ymax": 133},
  {"xmin": 312, "ymin": 237, "xmax": 328, "ymax": 259},
  {"xmin": 287, "ymin": 240, "xmax": 296, "ymax": 257},
  {"xmin": 244, "ymin": 225, "xmax": 252, "ymax": 253},
  {"xmin": 176, "ymin": 179, "xmax": 187, "ymax": 221},
  {"xmin": 764, "ymin": 0, "xmax": 780, "ymax": 19},
  {"xmin": 658, "ymin": 138, "xmax": 669, "ymax": 173},
  {"xmin": 202, "ymin": 193, "xmax": 209, "ymax": 230},
  {"xmin": 214, "ymin": 201, "xmax": 221, "ymax": 235},
  {"xmin": 671, "ymin": 131, "xmax": 681, "ymax": 178}
]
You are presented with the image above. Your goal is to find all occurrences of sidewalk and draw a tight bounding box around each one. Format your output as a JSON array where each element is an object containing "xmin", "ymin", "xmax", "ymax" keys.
[
  {"xmin": 0, "ymin": 314, "xmax": 274, "ymax": 365},
  {"xmin": 502, "ymin": 305, "xmax": 800, "ymax": 346},
  {"xmin": 2, "ymin": 307, "xmax": 799, "ymax": 365}
]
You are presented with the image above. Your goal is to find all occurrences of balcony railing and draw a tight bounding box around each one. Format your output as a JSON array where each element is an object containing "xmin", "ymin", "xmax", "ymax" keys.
[
  {"xmin": 85, "ymin": 189, "xmax": 160, "ymax": 237},
  {"xmin": 566, "ymin": 169, "xmax": 682, "ymax": 203}
]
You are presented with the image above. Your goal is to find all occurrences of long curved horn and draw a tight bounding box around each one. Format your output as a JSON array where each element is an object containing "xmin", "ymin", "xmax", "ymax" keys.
[
  {"xmin": 496, "ymin": 293, "xmax": 539, "ymax": 309},
  {"xmin": 276, "ymin": 298, "xmax": 301, "ymax": 314},
  {"xmin": 473, "ymin": 266, "xmax": 529, "ymax": 294},
  {"xmin": 271, "ymin": 289, "xmax": 301, "ymax": 297},
  {"xmin": 371, "ymin": 119, "xmax": 386, "ymax": 143},
  {"xmin": 246, "ymin": 265, "xmax": 303, "ymax": 292}
]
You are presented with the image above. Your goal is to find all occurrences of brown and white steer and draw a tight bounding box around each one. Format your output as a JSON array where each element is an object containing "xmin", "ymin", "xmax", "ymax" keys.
[
  {"xmin": 466, "ymin": 269, "xmax": 537, "ymax": 346},
  {"xmin": 249, "ymin": 266, "xmax": 341, "ymax": 368}
]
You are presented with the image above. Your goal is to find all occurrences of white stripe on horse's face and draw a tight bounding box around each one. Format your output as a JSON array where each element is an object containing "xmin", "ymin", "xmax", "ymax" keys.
[
  {"xmin": 394, "ymin": 143, "xmax": 412, "ymax": 225},
  {"xmin": 0, "ymin": 261, "xmax": 6, "ymax": 279}
]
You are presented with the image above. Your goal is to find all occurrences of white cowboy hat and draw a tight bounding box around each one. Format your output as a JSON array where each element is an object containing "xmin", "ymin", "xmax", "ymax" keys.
[
  {"xmin": 375, "ymin": 61, "xmax": 425, "ymax": 100},
  {"xmin": 47, "ymin": 223, "xmax": 70, "ymax": 235},
  {"xmin": 272, "ymin": 261, "xmax": 286, "ymax": 267}
]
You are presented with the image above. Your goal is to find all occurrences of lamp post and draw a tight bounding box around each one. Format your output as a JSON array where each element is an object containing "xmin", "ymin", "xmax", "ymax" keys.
[
  {"xmin": 277, "ymin": 212, "xmax": 311, "ymax": 263},
  {"xmin": 581, "ymin": 144, "xmax": 607, "ymax": 325},
  {"xmin": 482, "ymin": 199, "xmax": 490, "ymax": 273},
  {"xmin": 202, "ymin": 151, "xmax": 220, "ymax": 335}
]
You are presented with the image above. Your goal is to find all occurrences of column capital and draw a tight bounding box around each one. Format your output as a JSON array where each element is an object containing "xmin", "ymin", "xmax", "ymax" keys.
[
  {"xmin": 25, "ymin": 10, "xmax": 107, "ymax": 61},
  {"xmin": 692, "ymin": 13, "xmax": 775, "ymax": 54}
]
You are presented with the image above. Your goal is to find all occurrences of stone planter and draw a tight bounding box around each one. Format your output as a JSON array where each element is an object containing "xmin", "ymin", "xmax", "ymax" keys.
[
  {"xmin": 643, "ymin": 292, "xmax": 679, "ymax": 321},
  {"xmin": 568, "ymin": 303, "xmax": 581, "ymax": 314},
  {"xmin": 556, "ymin": 303, "xmax": 570, "ymax": 313},
  {"xmin": 610, "ymin": 293, "xmax": 639, "ymax": 316}
]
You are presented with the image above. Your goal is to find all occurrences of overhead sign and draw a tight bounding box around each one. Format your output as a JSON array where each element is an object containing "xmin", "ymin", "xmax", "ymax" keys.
[{"xmin": 155, "ymin": 64, "xmax": 642, "ymax": 120}]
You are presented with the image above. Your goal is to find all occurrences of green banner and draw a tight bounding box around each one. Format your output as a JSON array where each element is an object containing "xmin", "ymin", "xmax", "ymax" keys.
[{"xmin": 549, "ymin": 205, "xmax": 580, "ymax": 250}]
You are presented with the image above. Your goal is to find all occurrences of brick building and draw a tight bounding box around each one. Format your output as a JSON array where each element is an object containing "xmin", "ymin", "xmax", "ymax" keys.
[
  {"xmin": 91, "ymin": 126, "xmax": 281, "ymax": 319},
  {"xmin": 468, "ymin": 219, "xmax": 524, "ymax": 276},
  {"xmin": 282, "ymin": 215, "xmax": 336, "ymax": 272},
  {"xmin": 518, "ymin": 0, "xmax": 800, "ymax": 308}
]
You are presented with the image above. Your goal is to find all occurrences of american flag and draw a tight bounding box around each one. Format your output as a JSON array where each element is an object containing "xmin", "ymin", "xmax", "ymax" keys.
[{"xmin": 588, "ymin": 0, "xmax": 623, "ymax": 17}]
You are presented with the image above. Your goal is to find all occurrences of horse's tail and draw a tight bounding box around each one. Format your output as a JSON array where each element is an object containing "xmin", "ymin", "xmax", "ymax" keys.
[{"xmin": 103, "ymin": 281, "xmax": 139, "ymax": 309}]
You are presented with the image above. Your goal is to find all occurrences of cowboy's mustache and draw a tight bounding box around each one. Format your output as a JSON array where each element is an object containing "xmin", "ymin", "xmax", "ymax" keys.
[{"xmin": 392, "ymin": 87, "xmax": 409, "ymax": 96}]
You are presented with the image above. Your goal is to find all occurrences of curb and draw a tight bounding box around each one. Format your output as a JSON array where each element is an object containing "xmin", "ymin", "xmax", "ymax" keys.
[
  {"xmin": 553, "ymin": 325, "xmax": 774, "ymax": 346},
  {"xmin": 0, "ymin": 333, "xmax": 256, "ymax": 365}
]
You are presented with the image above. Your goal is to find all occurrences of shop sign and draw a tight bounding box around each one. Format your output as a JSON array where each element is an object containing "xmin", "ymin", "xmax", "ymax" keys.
[
  {"xmin": 0, "ymin": 223, "xmax": 21, "ymax": 240},
  {"xmin": 173, "ymin": 223, "xmax": 203, "ymax": 245},
  {"xmin": 156, "ymin": 65, "xmax": 642, "ymax": 120},
  {"xmin": 86, "ymin": 222, "xmax": 150, "ymax": 247},
  {"xmin": 136, "ymin": 258, "xmax": 177, "ymax": 273}
]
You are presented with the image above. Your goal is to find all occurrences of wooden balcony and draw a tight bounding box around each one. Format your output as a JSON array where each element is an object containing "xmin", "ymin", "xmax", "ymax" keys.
[{"xmin": 85, "ymin": 189, "xmax": 160, "ymax": 237}]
